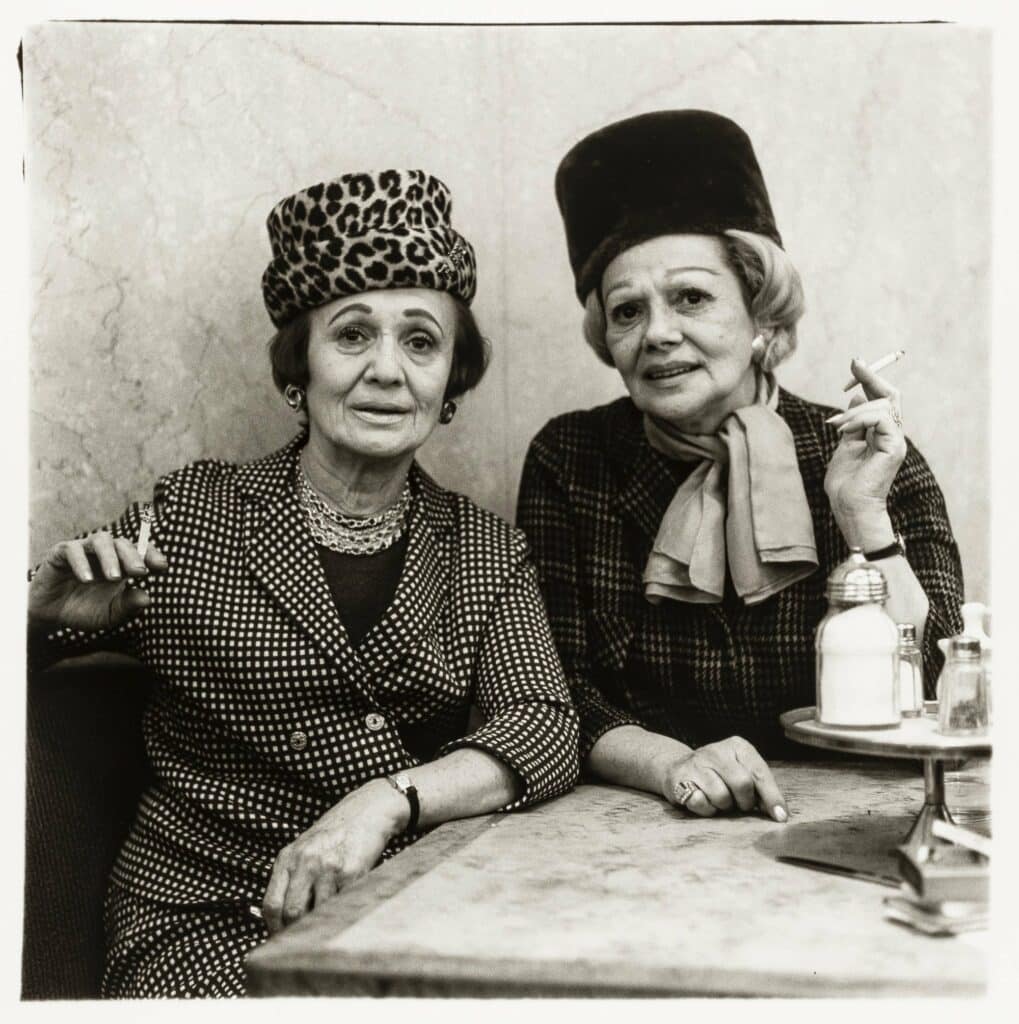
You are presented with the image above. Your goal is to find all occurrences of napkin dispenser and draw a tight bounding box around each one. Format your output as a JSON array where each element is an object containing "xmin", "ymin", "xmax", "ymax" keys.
[{"xmin": 895, "ymin": 838, "xmax": 989, "ymax": 904}]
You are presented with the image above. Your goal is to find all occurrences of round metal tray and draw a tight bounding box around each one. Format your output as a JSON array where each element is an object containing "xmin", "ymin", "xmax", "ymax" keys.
[
  {"xmin": 780, "ymin": 704, "xmax": 990, "ymax": 858},
  {"xmin": 780, "ymin": 704, "xmax": 991, "ymax": 760}
]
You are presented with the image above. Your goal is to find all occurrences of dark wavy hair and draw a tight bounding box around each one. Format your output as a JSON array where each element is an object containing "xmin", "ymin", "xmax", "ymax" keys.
[{"xmin": 269, "ymin": 296, "xmax": 490, "ymax": 403}]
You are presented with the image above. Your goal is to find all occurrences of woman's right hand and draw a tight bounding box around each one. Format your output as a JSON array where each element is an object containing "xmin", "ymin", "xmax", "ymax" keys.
[
  {"xmin": 28, "ymin": 530, "xmax": 167, "ymax": 632},
  {"xmin": 659, "ymin": 735, "xmax": 788, "ymax": 822}
]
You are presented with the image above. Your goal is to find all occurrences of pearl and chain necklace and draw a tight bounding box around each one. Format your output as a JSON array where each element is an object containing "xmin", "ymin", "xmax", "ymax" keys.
[{"xmin": 296, "ymin": 461, "xmax": 412, "ymax": 556}]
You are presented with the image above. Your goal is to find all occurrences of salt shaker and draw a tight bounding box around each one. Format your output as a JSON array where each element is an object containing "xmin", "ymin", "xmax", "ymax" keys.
[
  {"xmin": 815, "ymin": 549, "xmax": 900, "ymax": 728},
  {"xmin": 896, "ymin": 623, "xmax": 924, "ymax": 718},
  {"xmin": 937, "ymin": 635, "xmax": 988, "ymax": 735}
]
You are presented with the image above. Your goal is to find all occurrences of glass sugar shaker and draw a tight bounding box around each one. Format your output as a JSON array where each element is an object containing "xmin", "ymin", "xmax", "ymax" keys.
[
  {"xmin": 896, "ymin": 623, "xmax": 924, "ymax": 718},
  {"xmin": 816, "ymin": 548, "xmax": 900, "ymax": 728},
  {"xmin": 937, "ymin": 635, "xmax": 988, "ymax": 735}
]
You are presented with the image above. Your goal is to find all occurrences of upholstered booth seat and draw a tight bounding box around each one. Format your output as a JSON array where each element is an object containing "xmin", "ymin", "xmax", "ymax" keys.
[{"xmin": 22, "ymin": 655, "xmax": 152, "ymax": 1000}]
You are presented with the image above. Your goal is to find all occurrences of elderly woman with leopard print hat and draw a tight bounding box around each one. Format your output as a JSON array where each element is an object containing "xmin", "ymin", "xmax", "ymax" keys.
[{"xmin": 28, "ymin": 169, "xmax": 580, "ymax": 998}]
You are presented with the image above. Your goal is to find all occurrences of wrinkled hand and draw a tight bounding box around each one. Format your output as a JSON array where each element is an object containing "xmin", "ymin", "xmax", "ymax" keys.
[
  {"xmin": 262, "ymin": 779, "xmax": 408, "ymax": 934},
  {"xmin": 824, "ymin": 358, "xmax": 907, "ymax": 533},
  {"xmin": 29, "ymin": 530, "xmax": 168, "ymax": 632},
  {"xmin": 660, "ymin": 736, "xmax": 788, "ymax": 822}
]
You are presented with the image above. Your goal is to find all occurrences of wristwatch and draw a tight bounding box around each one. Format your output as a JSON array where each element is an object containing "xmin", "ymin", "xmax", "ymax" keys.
[
  {"xmin": 863, "ymin": 531, "xmax": 906, "ymax": 562},
  {"xmin": 386, "ymin": 772, "xmax": 420, "ymax": 834}
]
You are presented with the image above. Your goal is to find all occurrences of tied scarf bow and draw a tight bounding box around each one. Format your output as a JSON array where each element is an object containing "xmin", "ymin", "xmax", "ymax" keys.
[{"xmin": 643, "ymin": 373, "xmax": 818, "ymax": 605}]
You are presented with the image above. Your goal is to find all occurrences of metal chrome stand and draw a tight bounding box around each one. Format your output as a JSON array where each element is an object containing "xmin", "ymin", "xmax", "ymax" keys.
[{"xmin": 899, "ymin": 760, "xmax": 955, "ymax": 860}]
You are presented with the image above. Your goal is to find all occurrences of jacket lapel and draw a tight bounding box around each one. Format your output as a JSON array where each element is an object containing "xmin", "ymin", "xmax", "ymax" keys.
[
  {"xmin": 236, "ymin": 435, "xmax": 371, "ymax": 695},
  {"xmin": 357, "ymin": 465, "xmax": 453, "ymax": 681},
  {"xmin": 609, "ymin": 402, "xmax": 690, "ymax": 566}
]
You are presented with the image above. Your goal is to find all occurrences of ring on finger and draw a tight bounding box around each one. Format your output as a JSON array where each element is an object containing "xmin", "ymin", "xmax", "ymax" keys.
[
  {"xmin": 675, "ymin": 779, "xmax": 701, "ymax": 807},
  {"xmin": 890, "ymin": 405, "xmax": 902, "ymax": 428}
]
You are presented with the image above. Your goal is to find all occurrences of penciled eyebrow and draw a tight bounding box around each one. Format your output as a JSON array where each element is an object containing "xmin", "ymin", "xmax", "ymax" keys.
[
  {"xmin": 604, "ymin": 265, "xmax": 720, "ymax": 301},
  {"xmin": 328, "ymin": 302, "xmax": 372, "ymax": 325},
  {"xmin": 403, "ymin": 308, "xmax": 443, "ymax": 332},
  {"xmin": 326, "ymin": 304, "xmax": 444, "ymax": 333},
  {"xmin": 663, "ymin": 266, "xmax": 720, "ymax": 277},
  {"xmin": 603, "ymin": 279, "xmax": 633, "ymax": 301}
]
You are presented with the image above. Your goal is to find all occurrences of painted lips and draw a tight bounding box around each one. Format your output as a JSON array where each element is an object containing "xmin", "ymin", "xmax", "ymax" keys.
[
  {"xmin": 351, "ymin": 406, "xmax": 410, "ymax": 424},
  {"xmin": 644, "ymin": 365, "xmax": 700, "ymax": 382}
]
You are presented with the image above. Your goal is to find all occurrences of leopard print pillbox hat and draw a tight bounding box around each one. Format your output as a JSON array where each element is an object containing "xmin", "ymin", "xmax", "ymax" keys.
[{"xmin": 262, "ymin": 169, "xmax": 477, "ymax": 327}]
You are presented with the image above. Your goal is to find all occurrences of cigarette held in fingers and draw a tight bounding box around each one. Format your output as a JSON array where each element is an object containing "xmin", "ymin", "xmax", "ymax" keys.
[
  {"xmin": 842, "ymin": 349, "xmax": 905, "ymax": 391},
  {"xmin": 136, "ymin": 506, "xmax": 154, "ymax": 558}
]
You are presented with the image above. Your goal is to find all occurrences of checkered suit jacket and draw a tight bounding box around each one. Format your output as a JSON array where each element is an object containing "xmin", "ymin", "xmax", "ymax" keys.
[
  {"xmin": 517, "ymin": 389, "xmax": 964, "ymax": 760},
  {"xmin": 44, "ymin": 434, "xmax": 579, "ymax": 906}
]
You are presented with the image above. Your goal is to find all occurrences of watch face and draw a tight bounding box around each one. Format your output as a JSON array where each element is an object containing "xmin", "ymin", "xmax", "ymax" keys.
[{"xmin": 393, "ymin": 773, "xmax": 412, "ymax": 791}]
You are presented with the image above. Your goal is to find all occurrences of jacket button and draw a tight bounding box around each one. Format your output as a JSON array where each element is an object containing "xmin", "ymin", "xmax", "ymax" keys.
[
  {"xmin": 289, "ymin": 729, "xmax": 308, "ymax": 752},
  {"xmin": 365, "ymin": 712, "xmax": 386, "ymax": 732}
]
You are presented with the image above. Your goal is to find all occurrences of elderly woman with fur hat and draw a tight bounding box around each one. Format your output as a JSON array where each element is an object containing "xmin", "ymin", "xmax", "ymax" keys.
[
  {"xmin": 517, "ymin": 111, "xmax": 963, "ymax": 821},
  {"xmin": 28, "ymin": 170, "xmax": 579, "ymax": 997}
]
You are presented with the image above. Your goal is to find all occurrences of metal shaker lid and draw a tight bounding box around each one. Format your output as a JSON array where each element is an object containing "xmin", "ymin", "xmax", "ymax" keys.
[
  {"xmin": 825, "ymin": 548, "xmax": 889, "ymax": 604},
  {"xmin": 897, "ymin": 622, "xmax": 917, "ymax": 642},
  {"xmin": 949, "ymin": 635, "xmax": 981, "ymax": 660}
]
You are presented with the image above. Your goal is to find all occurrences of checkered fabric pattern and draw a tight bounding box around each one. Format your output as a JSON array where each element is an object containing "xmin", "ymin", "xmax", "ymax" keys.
[
  {"xmin": 517, "ymin": 389, "xmax": 965, "ymax": 761},
  {"xmin": 44, "ymin": 434, "xmax": 579, "ymax": 996}
]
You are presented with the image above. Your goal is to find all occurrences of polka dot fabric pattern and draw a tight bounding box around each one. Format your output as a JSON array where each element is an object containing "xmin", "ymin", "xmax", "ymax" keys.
[
  {"xmin": 517, "ymin": 388, "xmax": 965, "ymax": 761},
  {"xmin": 261, "ymin": 170, "xmax": 477, "ymax": 327},
  {"xmin": 45, "ymin": 434, "xmax": 579, "ymax": 996},
  {"xmin": 102, "ymin": 886, "xmax": 265, "ymax": 998}
]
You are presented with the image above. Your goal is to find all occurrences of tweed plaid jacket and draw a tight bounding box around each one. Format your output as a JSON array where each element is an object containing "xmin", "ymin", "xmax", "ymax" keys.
[
  {"xmin": 517, "ymin": 389, "xmax": 964, "ymax": 761},
  {"xmin": 45, "ymin": 434, "xmax": 579, "ymax": 907}
]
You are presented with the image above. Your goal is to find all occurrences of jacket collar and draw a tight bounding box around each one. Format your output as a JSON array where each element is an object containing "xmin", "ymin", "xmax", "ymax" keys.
[{"xmin": 237, "ymin": 433, "xmax": 456, "ymax": 694}]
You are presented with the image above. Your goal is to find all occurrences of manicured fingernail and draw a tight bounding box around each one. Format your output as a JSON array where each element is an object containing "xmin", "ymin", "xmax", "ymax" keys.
[
  {"xmin": 825, "ymin": 414, "xmax": 841, "ymax": 424},
  {"xmin": 110, "ymin": 569, "xmax": 121, "ymax": 579},
  {"xmin": 83, "ymin": 569, "xmax": 94, "ymax": 581},
  {"xmin": 773, "ymin": 806, "xmax": 788, "ymax": 822}
]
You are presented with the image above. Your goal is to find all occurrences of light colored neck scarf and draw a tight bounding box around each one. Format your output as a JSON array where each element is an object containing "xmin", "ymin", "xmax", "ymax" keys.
[{"xmin": 643, "ymin": 371, "xmax": 818, "ymax": 605}]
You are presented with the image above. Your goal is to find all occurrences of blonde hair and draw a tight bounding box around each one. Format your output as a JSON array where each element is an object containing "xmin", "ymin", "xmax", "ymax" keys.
[{"xmin": 581, "ymin": 229, "xmax": 805, "ymax": 371}]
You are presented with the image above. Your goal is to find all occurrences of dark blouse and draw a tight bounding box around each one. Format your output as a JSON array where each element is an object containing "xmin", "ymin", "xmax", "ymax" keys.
[
  {"xmin": 315, "ymin": 535, "xmax": 408, "ymax": 648},
  {"xmin": 316, "ymin": 534, "xmax": 462, "ymax": 760},
  {"xmin": 517, "ymin": 390, "xmax": 965, "ymax": 761}
]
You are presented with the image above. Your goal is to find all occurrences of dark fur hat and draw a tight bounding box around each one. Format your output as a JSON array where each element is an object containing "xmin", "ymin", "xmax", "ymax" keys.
[{"xmin": 555, "ymin": 110, "xmax": 781, "ymax": 303}]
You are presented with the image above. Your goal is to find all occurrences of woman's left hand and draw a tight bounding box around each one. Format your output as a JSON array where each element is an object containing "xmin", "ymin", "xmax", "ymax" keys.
[
  {"xmin": 823, "ymin": 358, "xmax": 907, "ymax": 545},
  {"xmin": 262, "ymin": 779, "xmax": 408, "ymax": 934}
]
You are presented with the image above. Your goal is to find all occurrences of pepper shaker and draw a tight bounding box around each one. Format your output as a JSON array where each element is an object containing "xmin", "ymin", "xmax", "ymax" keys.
[{"xmin": 937, "ymin": 635, "xmax": 988, "ymax": 736}]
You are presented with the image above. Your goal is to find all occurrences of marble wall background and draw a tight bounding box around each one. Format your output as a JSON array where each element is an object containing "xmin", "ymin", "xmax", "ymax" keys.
[{"xmin": 26, "ymin": 23, "xmax": 991, "ymax": 600}]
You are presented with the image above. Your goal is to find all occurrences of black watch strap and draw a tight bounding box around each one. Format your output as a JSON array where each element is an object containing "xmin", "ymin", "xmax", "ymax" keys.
[
  {"xmin": 387, "ymin": 773, "xmax": 420, "ymax": 834},
  {"xmin": 863, "ymin": 532, "xmax": 906, "ymax": 561}
]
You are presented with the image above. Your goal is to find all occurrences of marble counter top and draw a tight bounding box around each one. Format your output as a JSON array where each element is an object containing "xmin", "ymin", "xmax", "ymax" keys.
[{"xmin": 245, "ymin": 760, "xmax": 989, "ymax": 997}]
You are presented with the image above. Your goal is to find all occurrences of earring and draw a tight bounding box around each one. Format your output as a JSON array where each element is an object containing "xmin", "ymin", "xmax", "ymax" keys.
[
  {"xmin": 439, "ymin": 400, "xmax": 457, "ymax": 424},
  {"xmin": 284, "ymin": 384, "xmax": 305, "ymax": 411},
  {"xmin": 750, "ymin": 334, "xmax": 766, "ymax": 362}
]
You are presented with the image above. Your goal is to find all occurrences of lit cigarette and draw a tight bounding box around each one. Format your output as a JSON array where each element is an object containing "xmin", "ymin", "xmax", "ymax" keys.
[
  {"xmin": 136, "ymin": 506, "xmax": 154, "ymax": 558},
  {"xmin": 843, "ymin": 350, "xmax": 905, "ymax": 391}
]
